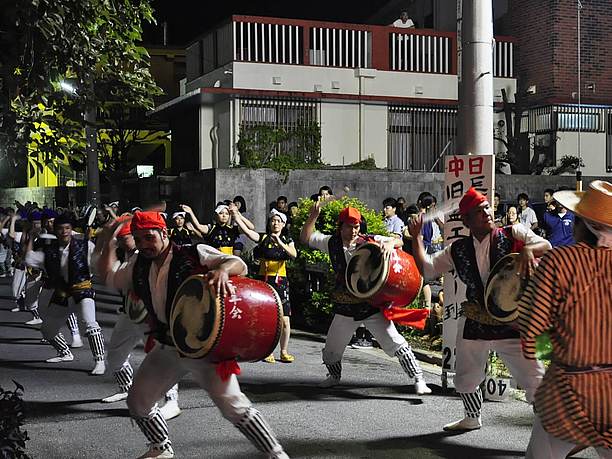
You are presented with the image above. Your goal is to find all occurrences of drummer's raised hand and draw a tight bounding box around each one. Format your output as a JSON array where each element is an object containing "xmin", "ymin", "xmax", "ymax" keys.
[
  {"xmin": 310, "ymin": 199, "xmax": 322, "ymax": 218},
  {"xmin": 407, "ymin": 213, "xmax": 424, "ymax": 239}
]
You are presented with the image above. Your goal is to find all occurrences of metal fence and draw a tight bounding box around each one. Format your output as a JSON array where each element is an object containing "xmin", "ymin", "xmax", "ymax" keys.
[{"xmin": 388, "ymin": 105, "xmax": 457, "ymax": 172}]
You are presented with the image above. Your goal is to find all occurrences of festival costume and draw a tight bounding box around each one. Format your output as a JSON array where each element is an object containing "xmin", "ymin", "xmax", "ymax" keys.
[
  {"xmin": 205, "ymin": 223, "xmax": 243, "ymax": 255},
  {"xmin": 254, "ymin": 234, "xmax": 293, "ymax": 316},
  {"xmin": 107, "ymin": 217, "xmax": 287, "ymax": 458},
  {"xmin": 424, "ymin": 212, "xmax": 546, "ymax": 429},
  {"xmin": 25, "ymin": 236, "xmax": 105, "ymax": 374},
  {"xmin": 168, "ymin": 227, "xmax": 193, "ymax": 246},
  {"xmin": 308, "ymin": 229, "xmax": 430, "ymax": 393}
]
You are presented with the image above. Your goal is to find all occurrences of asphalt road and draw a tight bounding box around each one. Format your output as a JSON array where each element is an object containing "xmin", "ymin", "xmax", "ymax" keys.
[{"xmin": 0, "ymin": 276, "xmax": 598, "ymax": 459}]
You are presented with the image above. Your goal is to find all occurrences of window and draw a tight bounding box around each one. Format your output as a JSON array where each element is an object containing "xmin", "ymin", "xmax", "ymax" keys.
[
  {"xmin": 388, "ymin": 105, "xmax": 456, "ymax": 171},
  {"xmin": 555, "ymin": 106, "xmax": 602, "ymax": 132}
]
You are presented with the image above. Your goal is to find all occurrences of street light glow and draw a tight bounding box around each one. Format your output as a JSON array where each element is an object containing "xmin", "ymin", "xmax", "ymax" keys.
[{"xmin": 59, "ymin": 80, "xmax": 77, "ymax": 95}]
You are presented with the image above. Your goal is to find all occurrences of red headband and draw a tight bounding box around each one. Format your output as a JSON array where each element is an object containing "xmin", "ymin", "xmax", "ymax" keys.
[
  {"xmin": 130, "ymin": 211, "xmax": 166, "ymax": 233},
  {"xmin": 338, "ymin": 207, "xmax": 362, "ymax": 225},
  {"xmin": 459, "ymin": 188, "xmax": 487, "ymax": 216}
]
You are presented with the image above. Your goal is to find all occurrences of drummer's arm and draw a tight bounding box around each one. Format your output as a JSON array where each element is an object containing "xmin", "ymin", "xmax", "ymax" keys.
[
  {"xmin": 300, "ymin": 200, "xmax": 322, "ymax": 246},
  {"xmin": 407, "ymin": 214, "xmax": 452, "ymax": 278},
  {"xmin": 512, "ymin": 226, "xmax": 552, "ymax": 278},
  {"xmin": 230, "ymin": 205, "xmax": 261, "ymax": 243}
]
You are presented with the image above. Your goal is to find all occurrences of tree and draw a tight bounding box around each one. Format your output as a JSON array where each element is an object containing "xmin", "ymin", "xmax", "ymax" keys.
[{"xmin": 0, "ymin": 0, "xmax": 162, "ymax": 194}]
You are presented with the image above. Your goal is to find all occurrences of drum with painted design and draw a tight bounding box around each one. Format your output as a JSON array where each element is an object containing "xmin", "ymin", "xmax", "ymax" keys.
[
  {"xmin": 484, "ymin": 253, "xmax": 528, "ymax": 323},
  {"xmin": 345, "ymin": 242, "xmax": 423, "ymax": 308},
  {"xmin": 169, "ymin": 275, "xmax": 282, "ymax": 362}
]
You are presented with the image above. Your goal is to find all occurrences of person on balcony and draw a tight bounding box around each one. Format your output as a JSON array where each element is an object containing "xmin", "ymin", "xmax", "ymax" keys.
[{"xmin": 391, "ymin": 10, "xmax": 415, "ymax": 29}]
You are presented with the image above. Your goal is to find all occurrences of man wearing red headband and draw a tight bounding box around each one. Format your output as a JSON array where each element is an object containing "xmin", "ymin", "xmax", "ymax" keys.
[
  {"xmin": 301, "ymin": 203, "xmax": 432, "ymax": 394},
  {"xmin": 98, "ymin": 211, "xmax": 287, "ymax": 459},
  {"xmin": 409, "ymin": 187, "xmax": 551, "ymax": 431}
]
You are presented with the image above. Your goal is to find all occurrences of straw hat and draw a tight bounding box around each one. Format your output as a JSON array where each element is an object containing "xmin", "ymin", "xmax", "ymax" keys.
[{"xmin": 554, "ymin": 180, "xmax": 612, "ymax": 227}]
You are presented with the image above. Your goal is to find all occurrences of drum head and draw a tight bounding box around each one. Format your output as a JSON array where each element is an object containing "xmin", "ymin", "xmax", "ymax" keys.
[
  {"xmin": 170, "ymin": 275, "xmax": 221, "ymax": 359},
  {"xmin": 485, "ymin": 253, "xmax": 524, "ymax": 323},
  {"xmin": 81, "ymin": 205, "xmax": 97, "ymax": 227},
  {"xmin": 346, "ymin": 243, "xmax": 389, "ymax": 299}
]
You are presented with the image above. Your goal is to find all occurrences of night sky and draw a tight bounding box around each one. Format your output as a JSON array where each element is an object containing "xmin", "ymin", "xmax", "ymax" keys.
[{"xmin": 142, "ymin": 0, "xmax": 386, "ymax": 46}]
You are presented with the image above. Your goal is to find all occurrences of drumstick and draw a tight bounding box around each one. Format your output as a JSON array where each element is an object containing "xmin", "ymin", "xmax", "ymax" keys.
[{"xmin": 421, "ymin": 200, "xmax": 456, "ymax": 223}]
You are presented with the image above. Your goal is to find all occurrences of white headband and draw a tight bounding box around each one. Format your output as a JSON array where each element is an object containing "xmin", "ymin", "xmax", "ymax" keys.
[
  {"xmin": 269, "ymin": 208, "xmax": 287, "ymax": 224},
  {"xmin": 215, "ymin": 205, "xmax": 229, "ymax": 214},
  {"xmin": 172, "ymin": 212, "xmax": 186, "ymax": 219},
  {"xmin": 583, "ymin": 218, "xmax": 612, "ymax": 248}
]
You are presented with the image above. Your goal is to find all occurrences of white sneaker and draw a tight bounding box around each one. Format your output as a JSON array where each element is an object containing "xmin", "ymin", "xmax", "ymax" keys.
[
  {"xmin": 137, "ymin": 444, "xmax": 175, "ymax": 458},
  {"xmin": 11, "ymin": 306, "xmax": 21, "ymax": 312},
  {"xmin": 46, "ymin": 353, "xmax": 74, "ymax": 363},
  {"xmin": 318, "ymin": 376, "xmax": 341, "ymax": 388},
  {"xmin": 159, "ymin": 400, "xmax": 181, "ymax": 421},
  {"xmin": 443, "ymin": 416, "xmax": 482, "ymax": 431},
  {"xmin": 25, "ymin": 317, "xmax": 43, "ymax": 325},
  {"xmin": 415, "ymin": 379, "xmax": 432, "ymax": 395},
  {"xmin": 70, "ymin": 335, "xmax": 83, "ymax": 348},
  {"xmin": 101, "ymin": 391, "xmax": 128, "ymax": 403},
  {"xmin": 268, "ymin": 449, "xmax": 290, "ymax": 459},
  {"xmin": 90, "ymin": 361, "xmax": 106, "ymax": 375}
]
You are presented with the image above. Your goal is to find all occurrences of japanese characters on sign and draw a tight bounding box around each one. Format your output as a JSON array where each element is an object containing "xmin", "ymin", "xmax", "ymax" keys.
[{"xmin": 442, "ymin": 155, "xmax": 494, "ymax": 375}]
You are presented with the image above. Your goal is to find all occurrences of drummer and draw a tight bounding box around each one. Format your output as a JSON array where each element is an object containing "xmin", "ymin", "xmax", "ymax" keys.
[
  {"xmin": 300, "ymin": 202, "xmax": 432, "ymax": 394},
  {"xmin": 97, "ymin": 211, "xmax": 288, "ymax": 459},
  {"xmin": 231, "ymin": 205, "xmax": 297, "ymax": 363},
  {"xmin": 518, "ymin": 181, "xmax": 612, "ymax": 458},
  {"xmin": 408, "ymin": 187, "xmax": 550, "ymax": 431}
]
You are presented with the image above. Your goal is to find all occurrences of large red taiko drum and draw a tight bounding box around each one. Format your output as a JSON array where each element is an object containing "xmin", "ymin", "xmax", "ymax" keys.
[
  {"xmin": 169, "ymin": 275, "xmax": 282, "ymax": 362},
  {"xmin": 345, "ymin": 243, "xmax": 423, "ymax": 308}
]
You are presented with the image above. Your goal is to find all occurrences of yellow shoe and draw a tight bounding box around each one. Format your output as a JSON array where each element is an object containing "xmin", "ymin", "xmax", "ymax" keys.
[
  {"xmin": 279, "ymin": 352, "xmax": 295, "ymax": 363},
  {"xmin": 263, "ymin": 354, "xmax": 276, "ymax": 363}
]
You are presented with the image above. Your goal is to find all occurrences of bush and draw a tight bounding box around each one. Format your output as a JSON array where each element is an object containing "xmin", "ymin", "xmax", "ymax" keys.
[
  {"xmin": 0, "ymin": 381, "xmax": 30, "ymax": 459},
  {"xmin": 288, "ymin": 196, "xmax": 388, "ymax": 328}
]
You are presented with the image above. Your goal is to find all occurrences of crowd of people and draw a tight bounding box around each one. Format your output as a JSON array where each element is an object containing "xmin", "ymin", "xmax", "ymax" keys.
[{"xmin": 0, "ymin": 179, "xmax": 610, "ymax": 458}]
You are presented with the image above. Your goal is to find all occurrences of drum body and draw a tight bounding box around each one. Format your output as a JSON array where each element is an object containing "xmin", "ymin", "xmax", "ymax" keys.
[
  {"xmin": 170, "ymin": 275, "xmax": 282, "ymax": 362},
  {"xmin": 485, "ymin": 253, "xmax": 526, "ymax": 323},
  {"xmin": 346, "ymin": 242, "xmax": 423, "ymax": 308}
]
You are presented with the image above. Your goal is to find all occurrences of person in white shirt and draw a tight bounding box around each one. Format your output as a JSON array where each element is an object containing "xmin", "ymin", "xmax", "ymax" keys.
[
  {"xmin": 517, "ymin": 193, "xmax": 538, "ymax": 230},
  {"xmin": 98, "ymin": 211, "xmax": 288, "ymax": 459},
  {"xmin": 383, "ymin": 197, "xmax": 404, "ymax": 238},
  {"xmin": 408, "ymin": 187, "xmax": 550, "ymax": 432},
  {"xmin": 25, "ymin": 213, "xmax": 105, "ymax": 375},
  {"xmin": 391, "ymin": 10, "xmax": 415, "ymax": 28}
]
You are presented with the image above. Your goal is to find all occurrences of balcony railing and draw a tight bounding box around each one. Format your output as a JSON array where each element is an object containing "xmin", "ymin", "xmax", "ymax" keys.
[{"xmin": 187, "ymin": 15, "xmax": 515, "ymax": 81}]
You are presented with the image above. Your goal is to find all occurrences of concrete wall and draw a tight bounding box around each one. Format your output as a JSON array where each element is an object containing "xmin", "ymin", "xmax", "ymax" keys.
[
  {"xmin": 319, "ymin": 102, "xmax": 361, "ymax": 166},
  {"xmin": 555, "ymin": 131, "xmax": 610, "ymax": 177},
  {"xmin": 0, "ymin": 186, "xmax": 87, "ymax": 208}
]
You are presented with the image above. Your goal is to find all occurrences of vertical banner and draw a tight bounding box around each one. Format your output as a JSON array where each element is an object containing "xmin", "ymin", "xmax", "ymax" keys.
[{"xmin": 441, "ymin": 154, "xmax": 494, "ymax": 385}]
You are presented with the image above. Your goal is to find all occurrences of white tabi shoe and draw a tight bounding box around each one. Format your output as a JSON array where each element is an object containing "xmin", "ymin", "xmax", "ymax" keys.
[
  {"xmin": 443, "ymin": 416, "xmax": 482, "ymax": 431},
  {"xmin": 137, "ymin": 444, "xmax": 175, "ymax": 459},
  {"xmin": 70, "ymin": 335, "xmax": 83, "ymax": 348},
  {"xmin": 46, "ymin": 353, "xmax": 74, "ymax": 363},
  {"xmin": 159, "ymin": 400, "xmax": 182, "ymax": 421},
  {"xmin": 11, "ymin": 306, "xmax": 21, "ymax": 312},
  {"xmin": 101, "ymin": 391, "xmax": 128, "ymax": 403},
  {"xmin": 90, "ymin": 361, "xmax": 106, "ymax": 375},
  {"xmin": 318, "ymin": 375, "xmax": 341, "ymax": 388},
  {"xmin": 25, "ymin": 317, "xmax": 43, "ymax": 325},
  {"xmin": 415, "ymin": 379, "xmax": 432, "ymax": 395}
]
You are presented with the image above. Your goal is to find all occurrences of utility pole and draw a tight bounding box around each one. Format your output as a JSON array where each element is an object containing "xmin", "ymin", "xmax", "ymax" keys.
[
  {"xmin": 457, "ymin": 0, "xmax": 494, "ymax": 155},
  {"xmin": 85, "ymin": 100, "xmax": 100, "ymax": 207}
]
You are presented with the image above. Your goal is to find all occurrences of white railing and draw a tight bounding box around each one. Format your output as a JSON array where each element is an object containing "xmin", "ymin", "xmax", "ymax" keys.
[
  {"xmin": 233, "ymin": 20, "xmax": 303, "ymax": 65},
  {"xmin": 493, "ymin": 38, "xmax": 514, "ymax": 78},
  {"xmin": 390, "ymin": 32, "xmax": 452, "ymax": 74},
  {"xmin": 310, "ymin": 27, "xmax": 371, "ymax": 68}
]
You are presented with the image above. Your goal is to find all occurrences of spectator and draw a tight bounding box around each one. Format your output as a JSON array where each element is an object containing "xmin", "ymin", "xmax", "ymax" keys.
[
  {"xmin": 543, "ymin": 188, "xmax": 555, "ymax": 206},
  {"xmin": 517, "ymin": 193, "xmax": 538, "ymax": 230},
  {"xmin": 382, "ymin": 197, "xmax": 404, "ymax": 238},
  {"xmin": 233, "ymin": 195, "xmax": 247, "ymax": 214},
  {"xmin": 542, "ymin": 199, "xmax": 575, "ymax": 247},
  {"xmin": 396, "ymin": 197, "xmax": 408, "ymax": 223},
  {"xmin": 492, "ymin": 192, "xmax": 504, "ymax": 227},
  {"xmin": 287, "ymin": 202, "xmax": 299, "ymax": 228},
  {"xmin": 276, "ymin": 196, "xmax": 289, "ymax": 214},
  {"xmin": 391, "ymin": 10, "xmax": 415, "ymax": 28},
  {"xmin": 503, "ymin": 205, "xmax": 520, "ymax": 226},
  {"xmin": 318, "ymin": 186, "xmax": 334, "ymax": 202},
  {"xmin": 401, "ymin": 204, "xmax": 421, "ymax": 256}
]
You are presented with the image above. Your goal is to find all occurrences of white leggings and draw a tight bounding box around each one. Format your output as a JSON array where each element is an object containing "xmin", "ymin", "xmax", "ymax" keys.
[{"xmin": 41, "ymin": 297, "xmax": 99, "ymax": 339}]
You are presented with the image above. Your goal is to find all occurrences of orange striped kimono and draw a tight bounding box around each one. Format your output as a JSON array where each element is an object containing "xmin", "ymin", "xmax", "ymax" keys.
[{"xmin": 518, "ymin": 242, "xmax": 612, "ymax": 448}]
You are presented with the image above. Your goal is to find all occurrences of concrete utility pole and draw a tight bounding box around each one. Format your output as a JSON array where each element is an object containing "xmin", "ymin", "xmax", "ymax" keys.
[{"xmin": 457, "ymin": 0, "xmax": 494, "ymax": 155}]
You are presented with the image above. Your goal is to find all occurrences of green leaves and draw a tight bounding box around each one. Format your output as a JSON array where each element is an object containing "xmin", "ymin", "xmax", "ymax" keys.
[{"xmin": 0, "ymin": 382, "xmax": 31, "ymax": 458}]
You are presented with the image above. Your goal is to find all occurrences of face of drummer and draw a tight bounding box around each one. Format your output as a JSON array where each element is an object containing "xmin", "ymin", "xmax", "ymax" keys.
[
  {"xmin": 269, "ymin": 215, "xmax": 285, "ymax": 234},
  {"xmin": 463, "ymin": 201, "xmax": 495, "ymax": 234},
  {"xmin": 216, "ymin": 209, "xmax": 230, "ymax": 225},
  {"xmin": 133, "ymin": 228, "xmax": 169, "ymax": 259},
  {"xmin": 340, "ymin": 221, "xmax": 361, "ymax": 243}
]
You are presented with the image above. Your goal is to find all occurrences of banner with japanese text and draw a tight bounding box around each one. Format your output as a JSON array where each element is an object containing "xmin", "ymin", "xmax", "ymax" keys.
[{"xmin": 441, "ymin": 154, "xmax": 495, "ymax": 379}]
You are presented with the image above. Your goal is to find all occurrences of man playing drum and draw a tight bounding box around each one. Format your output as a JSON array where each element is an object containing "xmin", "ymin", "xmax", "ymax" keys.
[
  {"xmin": 408, "ymin": 187, "xmax": 550, "ymax": 431},
  {"xmin": 518, "ymin": 181, "xmax": 612, "ymax": 458},
  {"xmin": 98, "ymin": 211, "xmax": 288, "ymax": 459},
  {"xmin": 300, "ymin": 202, "xmax": 432, "ymax": 395}
]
